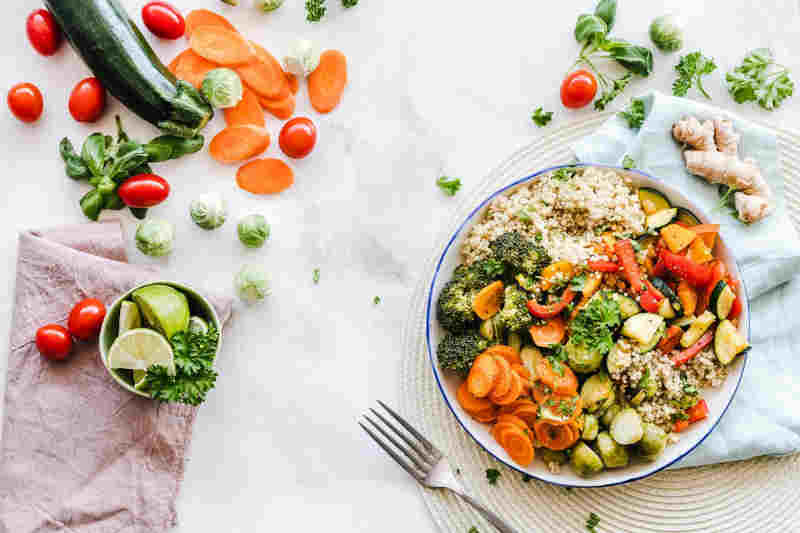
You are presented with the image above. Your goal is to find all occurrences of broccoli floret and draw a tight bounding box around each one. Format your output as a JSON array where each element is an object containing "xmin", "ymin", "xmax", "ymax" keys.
[
  {"xmin": 437, "ymin": 279, "xmax": 478, "ymax": 332},
  {"xmin": 496, "ymin": 285, "xmax": 533, "ymax": 332},
  {"xmin": 437, "ymin": 331, "xmax": 490, "ymax": 375},
  {"xmin": 489, "ymin": 231, "xmax": 551, "ymax": 276},
  {"xmin": 455, "ymin": 258, "xmax": 505, "ymax": 290}
]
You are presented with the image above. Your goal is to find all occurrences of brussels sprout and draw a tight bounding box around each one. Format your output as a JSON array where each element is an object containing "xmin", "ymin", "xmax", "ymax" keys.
[
  {"xmin": 582, "ymin": 414, "xmax": 600, "ymax": 441},
  {"xmin": 283, "ymin": 39, "xmax": 321, "ymax": 77},
  {"xmin": 237, "ymin": 214, "xmax": 271, "ymax": 248},
  {"xmin": 201, "ymin": 68, "xmax": 244, "ymax": 109},
  {"xmin": 540, "ymin": 448, "xmax": 568, "ymax": 465},
  {"xmin": 565, "ymin": 339, "xmax": 604, "ymax": 374},
  {"xmin": 610, "ymin": 407, "xmax": 644, "ymax": 445},
  {"xmin": 256, "ymin": 0, "xmax": 284, "ymax": 11},
  {"xmin": 600, "ymin": 404, "xmax": 622, "ymax": 428},
  {"xmin": 574, "ymin": 14, "xmax": 607, "ymax": 44},
  {"xmin": 581, "ymin": 373, "xmax": 615, "ymax": 413},
  {"xmin": 190, "ymin": 192, "xmax": 228, "ymax": 230},
  {"xmin": 570, "ymin": 442, "xmax": 604, "ymax": 477},
  {"xmin": 135, "ymin": 219, "xmax": 174, "ymax": 257},
  {"xmin": 638, "ymin": 423, "xmax": 667, "ymax": 457},
  {"xmin": 649, "ymin": 15, "xmax": 684, "ymax": 53},
  {"xmin": 235, "ymin": 264, "xmax": 271, "ymax": 303},
  {"xmin": 596, "ymin": 431, "xmax": 630, "ymax": 468},
  {"xmin": 188, "ymin": 316, "xmax": 209, "ymax": 335}
]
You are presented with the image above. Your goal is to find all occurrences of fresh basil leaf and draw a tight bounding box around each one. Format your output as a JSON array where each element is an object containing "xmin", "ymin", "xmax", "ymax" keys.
[
  {"xmin": 59, "ymin": 138, "xmax": 90, "ymax": 179},
  {"xmin": 109, "ymin": 142, "xmax": 149, "ymax": 182},
  {"xmin": 145, "ymin": 135, "xmax": 205, "ymax": 162},
  {"xmin": 81, "ymin": 133, "xmax": 108, "ymax": 178},
  {"xmin": 103, "ymin": 192, "xmax": 125, "ymax": 210},
  {"xmin": 80, "ymin": 189, "xmax": 105, "ymax": 221},
  {"xmin": 575, "ymin": 14, "xmax": 607, "ymax": 44},
  {"xmin": 594, "ymin": 0, "xmax": 617, "ymax": 31},
  {"xmin": 96, "ymin": 176, "xmax": 116, "ymax": 196},
  {"xmin": 602, "ymin": 41, "xmax": 654, "ymax": 76}
]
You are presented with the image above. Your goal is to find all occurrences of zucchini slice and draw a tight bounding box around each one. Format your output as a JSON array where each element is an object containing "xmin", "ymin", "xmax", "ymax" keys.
[
  {"xmin": 676, "ymin": 206, "xmax": 702, "ymax": 227},
  {"xmin": 714, "ymin": 319, "xmax": 750, "ymax": 365},
  {"xmin": 621, "ymin": 313, "xmax": 665, "ymax": 346},
  {"xmin": 646, "ymin": 208, "xmax": 678, "ymax": 232},
  {"xmin": 710, "ymin": 280, "xmax": 737, "ymax": 319},
  {"xmin": 638, "ymin": 188, "xmax": 672, "ymax": 216},
  {"xmin": 610, "ymin": 292, "xmax": 640, "ymax": 319},
  {"xmin": 637, "ymin": 321, "xmax": 665, "ymax": 352},
  {"xmin": 680, "ymin": 310, "xmax": 716, "ymax": 347},
  {"xmin": 657, "ymin": 298, "xmax": 676, "ymax": 319},
  {"xmin": 672, "ymin": 315, "xmax": 696, "ymax": 329},
  {"xmin": 650, "ymin": 277, "xmax": 682, "ymax": 314}
]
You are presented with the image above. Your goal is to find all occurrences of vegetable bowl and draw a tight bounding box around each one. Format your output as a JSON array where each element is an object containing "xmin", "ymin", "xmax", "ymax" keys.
[
  {"xmin": 99, "ymin": 281, "xmax": 222, "ymax": 402},
  {"xmin": 425, "ymin": 164, "xmax": 749, "ymax": 487}
]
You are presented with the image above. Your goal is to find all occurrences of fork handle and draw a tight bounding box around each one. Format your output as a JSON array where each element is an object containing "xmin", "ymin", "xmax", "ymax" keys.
[{"xmin": 454, "ymin": 492, "xmax": 520, "ymax": 533}]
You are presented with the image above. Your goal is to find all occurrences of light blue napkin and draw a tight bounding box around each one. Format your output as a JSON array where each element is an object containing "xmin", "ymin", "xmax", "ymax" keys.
[{"xmin": 573, "ymin": 91, "xmax": 800, "ymax": 468}]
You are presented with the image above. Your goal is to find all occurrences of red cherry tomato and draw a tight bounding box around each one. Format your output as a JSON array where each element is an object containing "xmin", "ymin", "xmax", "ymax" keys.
[
  {"xmin": 68, "ymin": 298, "xmax": 107, "ymax": 341},
  {"xmin": 141, "ymin": 2, "xmax": 185, "ymax": 40},
  {"xmin": 560, "ymin": 69, "xmax": 598, "ymax": 109},
  {"xmin": 279, "ymin": 117, "xmax": 317, "ymax": 159},
  {"xmin": 69, "ymin": 77, "xmax": 106, "ymax": 123},
  {"xmin": 26, "ymin": 9, "xmax": 62, "ymax": 56},
  {"xmin": 36, "ymin": 324, "xmax": 73, "ymax": 361},
  {"xmin": 8, "ymin": 83, "xmax": 44, "ymax": 123},
  {"xmin": 117, "ymin": 174, "xmax": 171, "ymax": 208}
]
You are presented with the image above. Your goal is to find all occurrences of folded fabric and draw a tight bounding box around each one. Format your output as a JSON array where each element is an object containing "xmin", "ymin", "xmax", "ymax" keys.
[
  {"xmin": 573, "ymin": 90, "xmax": 800, "ymax": 468},
  {"xmin": 0, "ymin": 220, "xmax": 232, "ymax": 532}
]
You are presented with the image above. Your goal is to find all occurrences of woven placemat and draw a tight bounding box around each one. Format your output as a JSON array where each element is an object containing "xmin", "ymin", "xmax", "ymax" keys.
[{"xmin": 400, "ymin": 113, "xmax": 800, "ymax": 533}]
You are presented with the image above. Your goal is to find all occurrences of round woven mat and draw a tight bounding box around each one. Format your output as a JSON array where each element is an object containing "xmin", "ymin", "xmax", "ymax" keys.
[{"xmin": 400, "ymin": 113, "xmax": 800, "ymax": 533}]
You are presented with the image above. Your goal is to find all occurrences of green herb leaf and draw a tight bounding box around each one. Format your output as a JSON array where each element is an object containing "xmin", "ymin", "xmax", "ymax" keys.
[
  {"xmin": 570, "ymin": 273, "xmax": 587, "ymax": 291},
  {"xmin": 575, "ymin": 14, "xmax": 608, "ymax": 44},
  {"xmin": 619, "ymin": 98, "xmax": 645, "ymax": 129},
  {"xmin": 171, "ymin": 327, "xmax": 219, "ymax": 376},
  {"xmin": 531, "ymin": 107, "xmax": 553, "ymax": 127},
  {"xmin": 373, "ymin": 296, "xmax": 381, "ymax": 305},
  {"xmin": 313, "ymin": 268, "xmax": 321, "ymax": 284},
  {"xmin": 552, "ymin": 167, "xmax": 578, "ymax": 181},
  {"xmin": 594, "ymin": 0, "xmax": 616, "ymax": 31},
  {"xmin": 673, "ymin": 51, "xmax": 717, "ymax": 99},
  {"xmin": 437, "ymin": 176, "xmax": 462, "ymax": 196},
  {"xmin": 79, "ymin": 189, "xmax": 105, "ymax": 221},
  {"xmin": 622, "ymin": 155, "xmax": 635, "ymax": 170},
  {"xmin": 726, "ymin": 48, "xmax": 794, "ymax": 110},
  {"xmin": 486, "ymin": 468, "xmax": 501, "ymax": 485},
  {"xmin": 342, "ymin": 0, "xmax": 358, "ymax": 6},
  {"xmin": 586, "ymin": 512, "xmax": 601, "ymax": 532},
  {"xmin": 594, "ymin": 73, "xmax": 633, "ymax": 111},
  {"xmin": 305, "ymin": 0, "xmax": 327, "ymax": 21},
  {"xmin": 468, "ymin": 528, "xmax": 479, "ymax": 533},
  {"xmin": 600, "ymin": 40, "xmax": 654, "ymax": 76},
  {"xmin": 59, "ymin": 138, "xmax": 90, "ymax": 179},
  {"xmin": 569, "ymin": 292, "xmax": 621, "ymax": 355},
  {"xmin": 81, "ymin": 133, "xmax": 108, "ymax": 178},
  {"xmin": 145, "ymin": 135, "xmax": 205, "ymax": 162}
]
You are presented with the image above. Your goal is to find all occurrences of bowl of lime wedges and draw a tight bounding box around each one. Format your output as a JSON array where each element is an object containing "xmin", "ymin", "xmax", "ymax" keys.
[{"xmin": 99, "ymin": 281, "xmax": 221, "ymax": 401}]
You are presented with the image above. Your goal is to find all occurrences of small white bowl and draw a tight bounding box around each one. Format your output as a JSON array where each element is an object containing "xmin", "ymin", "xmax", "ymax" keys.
[{"xmin": 425, "ymin": 164, "xmax": 749, "ymax": 488}]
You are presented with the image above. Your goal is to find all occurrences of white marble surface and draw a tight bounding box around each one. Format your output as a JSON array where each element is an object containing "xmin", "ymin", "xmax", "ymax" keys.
[{"xmin": 1, "ymin": 0, "xmax": 800, "ymax": 531}]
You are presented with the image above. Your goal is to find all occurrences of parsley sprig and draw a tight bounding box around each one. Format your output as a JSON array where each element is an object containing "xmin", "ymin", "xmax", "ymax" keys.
[
  {"xmin": 569, "ymin": 292, "xmax": 621, "ymax": 355},
  {"xmin": 726, "ymin": 48, "xmax": 794, "ymax": 110},
  {"xmin": 486, "ymin": 468, "xmax": 501, "ymax": 485},
  {"xmin": 619, "ymin": 98, "xmax": 645, "ymax": 129},
  {"xmin": 673, "ymin": 51, "xmax": 717, "ymax": 99},
  {"xmin": 586, "ymin": 512, "xmax": 601, "ymax": 532},
  {"xmin": 437, "ymin": 176, "xmax": 462, "ymax": 196},
  {"xmin": 532, "ymin": 107, "xmax": 553, "ymax": 127}
]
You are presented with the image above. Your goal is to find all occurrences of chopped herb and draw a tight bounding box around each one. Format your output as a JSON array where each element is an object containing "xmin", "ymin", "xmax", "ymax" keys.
[
  {"xmin": 594, "ymin": 72, "xmax": 633, "ymax": 111},
  {"xmin": 516, "ymin": 207, "xmax": 535, "ymax": 223},
  {"xmin": 342, "ymin": 0, "xmax": 358, "ymax": 6},
  {"xmin": 716, "ymin": 184, "xmax": 740, "ymax": 219},
  {"xmin": 437, "ymin": 176, "xmax": 462, "ymax": 196},
  {"xmin": 535, "ymin": 232, "xmax": 543, "ymax": 243},
  {"xmin": 673, "ymin": 51, "xmax": 717, "ymax": 99},
  {"xmin": 683, "ymin": 383, "xmax": 698, "ymax": 395},
  {"xmin": 486, "ymin": 468, "xmax": 501, "ymax": 485},
  {"xmin": 638, "ymin": 367, "xmax": 651, "ymax": 389},
  {"xmin": 532, "ymin": 107, "xmax": 553, "ymax": 127},
  {"xmin": 622, "ymin": 155, "xmax": 635, "ymax": 170},
  {"xmin": 726, "ymin": 48, "xmax": 794, "ymax": 110},
  {"xmin": 552, "ymin": 167, "xmax": 578, "ymax": 181},
  {"xmin": 313, "ymin": 268, "xmax": 320, "ymax": 284},
  {"xmin": 468, "ymin": 528, "xmax": 479, "ymax": 533},
  {"xmin": 521, "ymin": 473, "xmax": 532, "ymax": 483},
  {"xmin": 456, "ymin": 468, "xmax": 461, "ymax": 475},
  {"xmin": 559, "ymin": 397, "xmax": 576, "ymax": 417},
  {"xmin": 619, "ymin": 98, "xmax": 645, "ymax": 129},
  {"xmin": 672, "ymin": 411, "xmax": 689, "ymax": 421},
  {"xmin": 305, "ymin": 0, "xmax": 327, "ymax": 22},
  {"xmin": 373, "ymin": 296, "xmax": 381, "ymax": 305},
  {"xmin": 630, "ymin": 239, "xmax": 643, "ymax": 253},
  {"xmin": 569, "ymin": 292, "xmax": 621, "ymax": 355},
  {"xmin": 586, "ymin": 512, "xmax": 601, "ymax": 532}
]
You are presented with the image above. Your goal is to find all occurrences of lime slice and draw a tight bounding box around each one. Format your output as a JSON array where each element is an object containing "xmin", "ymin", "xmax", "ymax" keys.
[
  {"xmin": 118, "ymin": 301, "xmax": 142, "ymax": 336},
  {"xmin": 133, "ymin": 370, "xmax": 148, "ymax": 390},
  {"xmin": 131, "ymin": 284, "xmax": 190, "ymax": 341},
  {"xmin": 108, "ymin": 328, "xmax": 174, "ymax": 375}
]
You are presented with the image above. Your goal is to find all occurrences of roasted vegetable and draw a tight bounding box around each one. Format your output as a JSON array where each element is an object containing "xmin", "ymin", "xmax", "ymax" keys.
[{"xmin": 436, "ymin": 331, "xmax": 490, "ymax": 376}]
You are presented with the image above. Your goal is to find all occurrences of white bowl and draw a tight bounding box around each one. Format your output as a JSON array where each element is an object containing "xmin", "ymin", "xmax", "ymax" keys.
[{"xmin": 425, "ymin": 164, "xmax": 749, "ymax": 488}]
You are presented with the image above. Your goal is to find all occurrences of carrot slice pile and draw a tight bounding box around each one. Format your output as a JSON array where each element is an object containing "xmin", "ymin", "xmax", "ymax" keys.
[
  {"xmin": 236, "ymin": 158, "xmax": 294, "ymax": 195},
  {"xmin": 169, "ymin": 49, "xmax": 218, "ymax": 89},
  {"xmin": 534, "ymin": 419, "xmax": 579, "ymax": 451},
  {"xmin": 185, "ymin": 9, "xmax": 237, "ymax": 37},
  {"xmin": 308, "ymin": 50, "xmax": 347, "ymax": 113},
  {"xmin": 237, "ymin": 42, "xmax": 290, "ymax": 100},
  {"xmin": 485, "ymin": 345, "xmax": 521, "ymax": 365},
  {"xmin": 209, "ymin": 125, "xmax": 270, "ymax": 163},
  {"xmin": 466, "ymin": 352, "xmax": 499, "ymax": 398},
  {"xmin": 535, "ymin": 356, "xmax": 578, "ymax": 396},
  {"xmin": 472, "ymin": 281, "xmax": 504, "ymax": 320},
  {"xmin": 493, "ymin": 415, "xmax": 535, "ymax": 467},
  {"xmin": 529, "ymin": 316, "xmax": 567, "ymax": 347},
  {"xmin": 490, "ymin": 370, "xmax": 523, "ymax": 405},
  {"xmin": 190, "ymin": 26, "xmax": 255, "ymax": 66},
  {"xmin": 224, "ymin": 87, "xmax": 265, "ymax": 127},
  {"xmin": 456, "ymin": 382, "xmax": 496, "ymax": 422},
  {"xmin": 259, "ymin": 93, "xmax": 296, "ymax": 120},
  {"xmin": 489, "ymin": 355, "xmax": 513, "ymax": 398}
]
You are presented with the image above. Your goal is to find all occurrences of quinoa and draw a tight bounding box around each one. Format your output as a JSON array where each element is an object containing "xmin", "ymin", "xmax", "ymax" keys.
[{"xmin": 461, "ymin": 167, "xmax": 645, "ymax": 265}]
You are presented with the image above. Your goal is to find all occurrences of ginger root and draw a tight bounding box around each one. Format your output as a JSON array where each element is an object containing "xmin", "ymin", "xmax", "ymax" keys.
[{"xmin": 672, "ymin": 116, "xmax": 772, "ymax": 223}]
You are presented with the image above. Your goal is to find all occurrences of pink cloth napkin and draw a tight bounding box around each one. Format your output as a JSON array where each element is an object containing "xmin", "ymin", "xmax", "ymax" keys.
[{"xmin": 0, "ymin": 220, "xmax": 231, "ymax": 533}]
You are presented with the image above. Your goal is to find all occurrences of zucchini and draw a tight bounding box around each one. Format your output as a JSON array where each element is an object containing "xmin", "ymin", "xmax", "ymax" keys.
[
  {"xmin": 680, "ymin": 310, "xmax": 716, "ymax": 347},
  {"xmin": 610, "ymin": 292, "xmax": 640, "ymax": 319},
  {"xmin": 657, "ymin": 298, "xmax": 676, "ymax": 319},
  {"xmin": 650, "ymin": 278, "xmax": 682, "ymax": 314},
  {"xmin": 672, "ymin": 315, "xmax": 696, "ymax": 328},
  {"xmin": 709, "ymin": 280, "xmax": 736, "ymax": 319},
  {"xmin": 714, "ymin": 319, "xmax": 750, "ymax": 365},
  {"xmin": 646, "ymin": 208, "xmax": 678, "ymax": 232},
  {"xmin": 676, "ymin": 206, "xmax": 702, "ymax": 226},
  {"xmin": 637, "ymin": 321, "xmax": 665, "ymax": 352},
  {"xmin": 45, "ymin": 0, "xmax": 213, "ymax": 137},
  {"xmin": 621, "ymin": 313, "xmax": 664, "ymax": 345},
  {"xmin": 638, "ymin": 187, "xmax": 671, "ymax": 215}
]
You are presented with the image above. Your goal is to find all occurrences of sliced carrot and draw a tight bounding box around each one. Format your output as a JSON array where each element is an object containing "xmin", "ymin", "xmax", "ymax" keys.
[
  {"xmin": 495, "ymin": 414, "xmax": 528, "ymax": 431},
  {"xmin": 529, "ymin": 316, "xmax": 567, "ymax": 347},
  {"xmin": 511, "ymin": 403, "xmax": 539, "ymax": 427},
  {"xmin": 535, "ymin": 357, "xmax": 578, "ymax": 396},
  {"xmin": 498, "ymin": 398, "xmax": 536, "ymax": 415},
  {"xmin": 190, "ymin": 25, "xmax": 255, "ymax": 66},
  {"xmin": 472, "ymin": 281, "xmax": 504, "ymax": 320},
  {"xmin": 533, "ymin": 420, "xmax": 575, "ymax": 451},
  {"xmin": 511, "ymin": 364, "xmax": 531, "ymax": 380},
  {"xmin": 532, "ymin": 381, "xmax": 551, "ymax": 404},
  {"xmin": 171, "ymin": 49, "xmax": 218, "ymax": 89},
  {"xmin": 538, "ymin": 394, "xmax": 582, "ymax": 425},
  {"xmin": 498, "ymin": 425, "xmax": 535, "ymax": 467},
  {"xmin": 491, "ymin": 371, "xmax": 523, "ymax": 406},
  {"xmin": 259, "ymin": 93, "xmax": 296, "ymax": 120},
  {"xmin": 467, "ymin": 353, "xmax": 499, "ymax": 398},
  {"xmin": 470, "ymin": 407, "xmax": 498, "ymax": 423},
  {"xmin": 456, "ymin": 382, "xmax": 493, "ymax": 414},
  {"xmin": 485, "ymin": 345, "xmax": 521, "ymax": 365},
  {"xmin": 237, "ymin": 42, "xmax": 290, "ymax": 100},
  {"xmin": 308, "ymin": 49, "xmax": 347, "ymax": 113},
  {"xmin": 489, "ymin": 355, "xmax": 513, "ymax": 399},
  {"xmin": 287, "ymin": 73, "xmax": 300, "ymax": 94},
  {"xmin": 224, "ymin": 87, "xmax": 265, "ymax": 127},
  {"xmin": 236, "ymin": 158, "xmax": 294, "ymax": 195},
  {"xmin": 209, "ymin": 125, "xmax": 270, "ymax": 164},
  {"xmin": 185, "ymin": 9, "xmax": 237, "ymax": 38}
]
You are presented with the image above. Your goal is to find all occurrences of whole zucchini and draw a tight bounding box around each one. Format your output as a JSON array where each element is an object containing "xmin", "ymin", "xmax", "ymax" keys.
[{"xmin": 45, "ymin": 0, "xmax": 212, "ymax": 137}]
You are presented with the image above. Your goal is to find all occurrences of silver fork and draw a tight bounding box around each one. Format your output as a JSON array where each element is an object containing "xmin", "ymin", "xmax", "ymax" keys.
[{"xmin": 360, "ymin": 401, "xmax": 520, "ymax": 533}]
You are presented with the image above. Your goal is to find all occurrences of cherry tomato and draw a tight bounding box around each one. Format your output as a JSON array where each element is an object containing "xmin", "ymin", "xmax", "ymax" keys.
[
  {"xmin": 560, "ymin": 69, "xmax": 598, "ymax": 109},
  {"xmin": 279, "ymin": 117, "xmax": 318, "ymax": 159},
  {"xmin": 69, "ymin": 77, "xmax": 106, "ymax": 123},
  {"xmin": 36, "ymin": 324, "xmax": 73, "ymax": 361},
  {"xmin": 117, "ymin": 174, "xmax": 171, "ymax": 208},
  {"xmin": 8, "ymin": 83, "xmax": 43, "ymax": 123},
  {"xmin": 142, "ymin": 2, "xmax": 185, "ymax": 40},
  {"xmin": 68, "ymin": 298, "xmax": 107, "ymax": 341},
  {"xmin": 26, "ymin": 9, "xmax": 62, "ymax": 56}
]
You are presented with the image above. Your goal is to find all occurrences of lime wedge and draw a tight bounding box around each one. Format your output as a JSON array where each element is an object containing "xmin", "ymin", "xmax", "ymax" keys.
[
  {"xmin": 108, "ymin": 328, "xmax": 174, "ymax": 375},
  {"xmin": 118, "ymin": 301, "xmax": 142, "ymax": 336},
  {"xmin": 133, "ymin": 370, "xmax": 148, "ymax": 390},
  {"xmin": 131, "ymin": 284, "xmax": 190, "ymax": 341}
]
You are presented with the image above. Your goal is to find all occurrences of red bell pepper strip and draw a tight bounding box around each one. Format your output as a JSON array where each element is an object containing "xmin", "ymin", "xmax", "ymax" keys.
[
  {"xmin": 639, "ymin": 290, "xmax": 661, "ymax": 313},
  {"xmin": 658, "ymin": 325, "xmax": 684, "ymax": 353},
  {"xmin": 687, "ymin": 398, "xmax": 709, "ymax": 423},
  {"xmin": 587, "ymin": 260, "xmax": 620, "ymax": 272},
  {"xmin": 672, "ymin": 330, "xmax": 714, "ymax": 367},
  {"xmin": 614, "ymin": 239, "xmax": 644, "ymax": 294},
  {"xmin": 660, "ymin": 249, "xmax": 713, "ymax": 288},
  {"xmin": 673, "ymin": 419, "xmax": 690, "ymax": 433},
  {"xmin": 526, "ymin": 289, "xmax": 577, "ymax": 319},
  {"xmin": 652, "ymin": 256, "xmax": 668, "ymax": 278}
]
